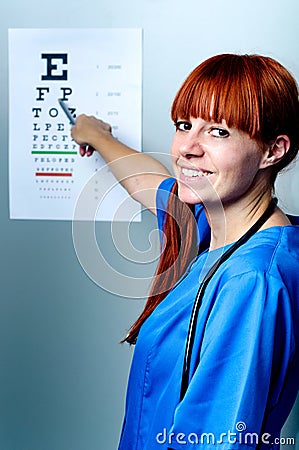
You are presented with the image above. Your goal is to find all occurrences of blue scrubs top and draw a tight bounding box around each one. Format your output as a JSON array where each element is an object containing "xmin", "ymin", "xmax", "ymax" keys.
[{"xmin": 118, "ymin": 178, "xmax": 299, "ymax": 450}]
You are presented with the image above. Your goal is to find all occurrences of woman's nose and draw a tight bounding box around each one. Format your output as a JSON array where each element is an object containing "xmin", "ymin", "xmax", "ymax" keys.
[{"xmin": 178, "ymin": 134, "xmax": 205, "ymax": 158}]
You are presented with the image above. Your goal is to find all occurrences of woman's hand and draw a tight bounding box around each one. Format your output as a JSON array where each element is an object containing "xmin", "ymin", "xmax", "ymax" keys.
[
  {"xmin": 70, "ymin": 112, "xmax": 171, "ymax": 212},
  {"xmin": 71, "ymin": 114, "xmax": 113, "ymax": 157}
]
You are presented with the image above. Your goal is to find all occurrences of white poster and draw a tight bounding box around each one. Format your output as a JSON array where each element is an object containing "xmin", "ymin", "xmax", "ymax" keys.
[{"xmin": 8, "ymin": 28, "xmax": 142, "ymax": 221}]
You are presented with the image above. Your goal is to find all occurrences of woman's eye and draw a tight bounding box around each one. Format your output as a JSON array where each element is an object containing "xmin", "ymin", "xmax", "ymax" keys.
[
  {"xmin": 209, "ymin": 127, "xmax": 230, "ymax": 138},
  {"xmin": 175, "ymin": 121, "xmax": 192, "ymax": 131}
]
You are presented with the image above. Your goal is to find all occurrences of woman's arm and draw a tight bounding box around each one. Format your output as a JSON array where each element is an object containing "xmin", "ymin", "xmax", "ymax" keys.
[{"xmin": 71, "ymin": 114, "xmax": 171, "ymax": 214}]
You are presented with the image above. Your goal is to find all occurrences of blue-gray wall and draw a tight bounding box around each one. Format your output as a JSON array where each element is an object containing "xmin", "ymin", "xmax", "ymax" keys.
[{"xmin": 1, "ymin": 0, "xmax": 298, "ymax": 449}]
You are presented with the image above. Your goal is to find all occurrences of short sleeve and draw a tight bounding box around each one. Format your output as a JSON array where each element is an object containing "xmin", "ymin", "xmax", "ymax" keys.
[
  {"xmin": 168, "ymin": 271, "xmax": 295, "ymax": 450},
  {"xmin": 156, "ymin": 177, "xmax": 176, "ymax": 238},
  {"xmin": 155, "ymin": 177, "xmax": 210, "ymax": 252}
]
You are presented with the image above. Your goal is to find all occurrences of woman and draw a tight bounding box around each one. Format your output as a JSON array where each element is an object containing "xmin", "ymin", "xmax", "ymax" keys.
[{"xmin": 71, "ymin": 54, "xmax": 299, "ymax": 449}]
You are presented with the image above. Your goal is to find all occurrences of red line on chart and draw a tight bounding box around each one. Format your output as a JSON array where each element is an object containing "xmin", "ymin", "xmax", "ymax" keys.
[{"xmin": 35, "ymin": 172, "xmax": 72, "ymax": 177}]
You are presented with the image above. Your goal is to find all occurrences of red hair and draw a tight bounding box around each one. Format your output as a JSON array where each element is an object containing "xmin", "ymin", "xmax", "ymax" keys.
[
  {"xmin": 124, "ymin": 181, "xmax": 198, "ymax": 344},
  {"xmin": 171, "ymin": 54, "xmax": 299, "ymax": 182},
  {"xmin": 124, "ymin": 54, "xmax": 299, "ymax": 344}
]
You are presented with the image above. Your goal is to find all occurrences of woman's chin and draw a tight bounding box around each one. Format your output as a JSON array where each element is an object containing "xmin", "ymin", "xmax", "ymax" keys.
[{"xmin": 177, "ymin": 185, "xmax": 204, "ymax": 205}]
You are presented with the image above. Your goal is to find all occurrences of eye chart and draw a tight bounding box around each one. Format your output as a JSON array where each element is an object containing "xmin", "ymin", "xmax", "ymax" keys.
[{"xmin": 8, "ymin": 28, "xmax": 142, "ymax": 221}]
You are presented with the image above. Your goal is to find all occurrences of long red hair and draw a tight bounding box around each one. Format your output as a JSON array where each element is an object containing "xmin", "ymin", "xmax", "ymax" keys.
[
  {"xmin": 124, "ymin": 54, "xmax": 299, "ymax": 344},
  {"xmin": 124, "ymin": 181, "xmax": 198, "ymax": 344}
]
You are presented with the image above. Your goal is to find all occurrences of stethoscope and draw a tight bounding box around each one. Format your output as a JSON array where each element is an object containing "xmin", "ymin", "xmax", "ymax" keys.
[{"xmin": 180, "ymin": 197, "xmax": 277, "ymax": 401}]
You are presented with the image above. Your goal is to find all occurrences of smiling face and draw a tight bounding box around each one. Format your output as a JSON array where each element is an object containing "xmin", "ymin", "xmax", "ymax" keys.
[
  {"xmin": 170, "ymin": 55, "xmax": 299, "ymax": 195},
  {"xmin": 170, "ymin": 117, "xmax": 266, "ymax": 206}
]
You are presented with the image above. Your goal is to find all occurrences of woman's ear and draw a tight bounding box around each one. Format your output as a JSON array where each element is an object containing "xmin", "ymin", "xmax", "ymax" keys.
[{"xmin": 259, "ymin": 135, "xmax": 291, "ymax": 168}]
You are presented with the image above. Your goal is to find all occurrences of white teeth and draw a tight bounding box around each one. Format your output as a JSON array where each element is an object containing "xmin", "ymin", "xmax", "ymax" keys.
[{"xmin": 181, "ymin": 168, "xmax": 211, "ymax": 177}]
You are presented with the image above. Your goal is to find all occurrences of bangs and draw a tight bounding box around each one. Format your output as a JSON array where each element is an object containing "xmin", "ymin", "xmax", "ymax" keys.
[{"xmin": 171, "ymin": 54, "xmax": 262, "ymax": 139}]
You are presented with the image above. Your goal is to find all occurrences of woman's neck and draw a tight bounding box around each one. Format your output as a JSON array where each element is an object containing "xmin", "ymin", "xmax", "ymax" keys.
[{"xmin": 205, "ymin": 192, "xmax": 290, "ymax": 251}]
